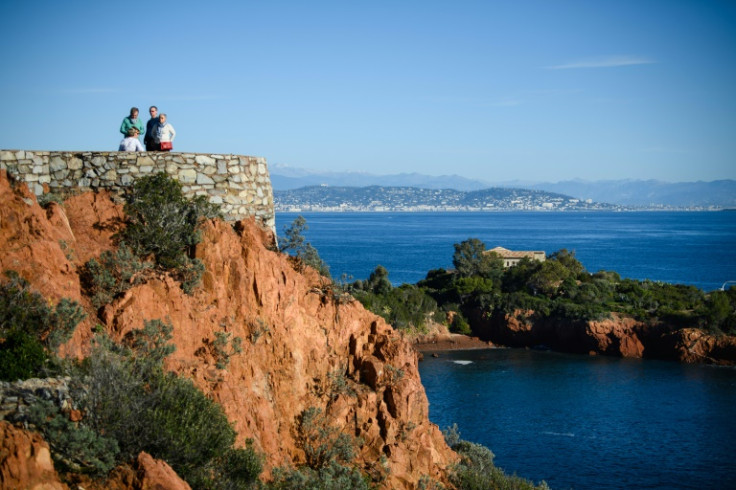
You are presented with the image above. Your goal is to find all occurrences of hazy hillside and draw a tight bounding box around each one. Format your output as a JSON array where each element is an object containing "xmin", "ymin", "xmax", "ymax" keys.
[
  {"xmin": 523, "ymin": 179, "xmax": 736, "ymax": 208},
  {"xmin": 270, "ymin": 164, "xmax": 490, "ymax": 191},
  {"xmin": 274, "ymin": 185, "xmax": 617, "ymax": 211},
  {"xmin": 271, "ymin": 166, "xmax": 736, "ymax": 208}
]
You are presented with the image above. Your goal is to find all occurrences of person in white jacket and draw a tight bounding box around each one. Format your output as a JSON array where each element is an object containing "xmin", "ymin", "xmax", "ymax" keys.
[
  {"xmin": 152, "ymin": 113, "xmax": 176, "ymax": 151},
  {"xmin": 118, "ymin": 127, "xmax": 145, "ymax": 151}
]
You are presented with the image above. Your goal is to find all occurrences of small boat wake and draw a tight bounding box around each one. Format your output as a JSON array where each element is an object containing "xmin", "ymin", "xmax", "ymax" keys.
[{"xmin": 541, "ymin": 431, "xmax": 576, "ymax": 438}]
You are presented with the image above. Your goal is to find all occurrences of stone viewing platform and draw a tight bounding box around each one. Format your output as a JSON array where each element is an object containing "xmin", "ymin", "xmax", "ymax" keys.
[{"xmin": 0, "ymin": 150, "xmax": 275, "ymax": 232}]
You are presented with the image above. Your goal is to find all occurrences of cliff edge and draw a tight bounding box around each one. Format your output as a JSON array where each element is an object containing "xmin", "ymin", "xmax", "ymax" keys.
[{"xmin": 0, "ymin": 171, "xmax": 456, "ymax": 488}]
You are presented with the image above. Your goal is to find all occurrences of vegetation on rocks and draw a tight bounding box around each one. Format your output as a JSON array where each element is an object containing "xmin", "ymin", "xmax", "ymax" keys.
[
  {"xmin": 352, "ymin": 238, "xmax": 736, "ymax": 339},
  {"xmin": 278, "ymin": 215, "xmax": 331, "ymax": 277},
  {"xmin": 267, "ymin": 406, "xmax": 369, "ymax": 490},
  {"xmin": 3, "ymin": 314, "xmax": 262, "ymax": 488},
  {"xmin": 81, "ymin": 244, "xmax": 150, "ymax": 308},
  {"xmin": 351, "ymin": 266, "xmax": 439, "ymax": 332},
  {"xmin": 442, "ymin": 424, "xmax": 549, "ymax": 490},
  {"xmin": 0, "ymin": 272, "xmax": 85, "ymax": 381},
  {"xmin": 80, "ymin": 172, "xmax": 220, "ymax": 305}
]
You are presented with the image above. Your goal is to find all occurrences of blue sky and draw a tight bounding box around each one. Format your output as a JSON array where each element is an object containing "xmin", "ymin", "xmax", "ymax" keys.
[{"xmin": 1, "ymin": 0, "xmax": 734, "ymax": 182}]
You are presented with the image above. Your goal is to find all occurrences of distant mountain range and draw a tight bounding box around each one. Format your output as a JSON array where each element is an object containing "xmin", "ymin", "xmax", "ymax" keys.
[
  {"xmin": 270, "ymin": 165, "xmax": 489, "ymax": 192},
  {"xmin": 270, "ymin": 165, "xmax": 736, "ymax": 209}
]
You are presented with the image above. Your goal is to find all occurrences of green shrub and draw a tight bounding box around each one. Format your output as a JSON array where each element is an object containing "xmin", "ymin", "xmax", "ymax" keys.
[
  {"xmin": 353, "ymin": 281, "xmax": 438, "ymax": 332},
  {"xmin": 47, "ymin": 298, "xmax": 86, "ymax": 350},
  {"xmin": 81, "ymin": 244, "xmax": 150, "ymax": 308},
  {"xmin": 121, "ymin": 172, "xmax": 220, "ymax": 291},
  {"xmin": 76, "ymin": 320, "xmax": 260, "ymax": 488},
  {"xmin": 328, "ymin": 369, "xmax": 357, "ymax": 398},
  {"xmin": 278, "ymin": 216, "xmax": 330, "ymax": 277},
  {"xmin": 213, "ymin": 331, "xmax": 243, "ymax": 370},
  {"xmin": 443, "ymin": 425, "xmax": 548, "ymax": 490},
  {"xmin": 268, "ymin": 460, "xmax": 369, "ymax": 490},
  {"xmin": 123, "ymin": 318, "xmax": 176, "ymax": 364},
  {"xmin": 266, "ymin": 406, "xmax": 368, "ymax": 489},
  {"xmin": 0, "ymin": 330, "xmax": 48, "ymax": 381},
  {"xmin": 172, "ymin": 256, "xmax": 206, "ymax": 294},
  {"xmin": 209, "ymin": 443, "xmax": 263, "ymax": 489},
  {"xmin": 25, "ymin": 400, "xmax": 119, "ymax": 476},
  {"xmin": 295, "ymin": 407, "xmax": 358, "ymax": 469},
  {"xmin": 37, "ymin": 192, "xmax": 66, "ymax": 208},
  {"xmin": 450, "ymin": 314, "xmax": 472, "ymax": 335},
  {"xmin": 0, "ymin": 271, "xmax": 85, "ymax": 381}
]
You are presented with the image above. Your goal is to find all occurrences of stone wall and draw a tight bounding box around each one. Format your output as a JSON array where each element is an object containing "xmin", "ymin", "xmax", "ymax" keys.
[{"xmin": 0, "ymin": 150, "xmax": 275, "ymax": 232}]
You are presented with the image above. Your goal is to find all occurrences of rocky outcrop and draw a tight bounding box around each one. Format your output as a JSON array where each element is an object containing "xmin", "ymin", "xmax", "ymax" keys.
[
  {"xmin": 474, "ymin": 308, "xmax": 736, "ymax": 365},
  {"xmin": 642, "ymin": 327, "xmax": 736, "ymax": 364},
  {"xmin": 0, "ymin": 171, "xmax": 456, "ymax": 487},
  {"xmin": 0, "ymin": 423, "xmax": 189, "ymax": 490},
  {"xmin": 0, "ymin": 421, "xmax": 67, "ymax": 490}
]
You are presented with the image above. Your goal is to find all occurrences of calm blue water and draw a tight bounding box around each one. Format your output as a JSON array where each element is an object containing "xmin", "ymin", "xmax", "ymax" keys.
[
  {"xmin": 277, "ymin": 211, "xmax": 736, "ymax": 292},
  {"xmin": 419, "ymin": 349, "xmax": 736, "ymax": 490},
  {"xmin": 276, "ymin": 211, "xmax": 736, "ymax": 489}
]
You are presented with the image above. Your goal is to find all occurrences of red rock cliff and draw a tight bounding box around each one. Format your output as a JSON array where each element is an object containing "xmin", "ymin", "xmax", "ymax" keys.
[
  {"xmin": 0, "ymin": 171, "xmax": 456, "ymax": 488},
  {"xmin": 473, "ymin": 307, "xmax": 736, "ymax": 365}
]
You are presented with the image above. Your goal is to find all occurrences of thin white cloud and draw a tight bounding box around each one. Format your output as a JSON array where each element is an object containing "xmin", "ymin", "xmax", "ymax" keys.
[{"xmin": 546, "ymin": 55, "xmax": 656, "ymax": 70}]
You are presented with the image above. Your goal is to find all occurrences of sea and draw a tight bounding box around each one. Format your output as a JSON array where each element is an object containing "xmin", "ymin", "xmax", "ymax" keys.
[{"xmin": 278, "ymin": 211, "xmax": 736, "ymax": 489}]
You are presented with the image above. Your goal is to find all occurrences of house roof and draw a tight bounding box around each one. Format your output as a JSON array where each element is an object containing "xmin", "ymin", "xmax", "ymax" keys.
[{"xmin": 486, "ymin": 246, "xmax": 545, "ymax": 259}]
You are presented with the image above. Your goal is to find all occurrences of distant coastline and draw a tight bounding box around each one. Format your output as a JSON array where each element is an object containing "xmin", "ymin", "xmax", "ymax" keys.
[
  {"xmin": 274, "ymin": 185, "xmax": 729, "ymax": 213},
  {"xmin": 276, "ymin": 206, "xmax": 726, "ymax": 212}
]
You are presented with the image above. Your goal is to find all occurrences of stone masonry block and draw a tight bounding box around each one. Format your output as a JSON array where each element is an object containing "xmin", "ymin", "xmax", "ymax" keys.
[
  {"xmin": 195, "ymin": 155, "xmax": 215, "ymax": 166},
  {"xmin": 197, "ymin": 174, "xmax": 215, "ymax": 185},
  {"xmin": 179, "ymin": 169, "xmax": 197, "ymax": 183},
  {"xmin": 49, "ymin": 156, "xmax": 66, "ymax": 172}
]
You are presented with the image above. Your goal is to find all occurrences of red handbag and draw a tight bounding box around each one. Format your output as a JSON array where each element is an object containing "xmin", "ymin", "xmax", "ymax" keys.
[{"xmin": 160, "ymin": 141, "xmax": 173, "ymax": 150}]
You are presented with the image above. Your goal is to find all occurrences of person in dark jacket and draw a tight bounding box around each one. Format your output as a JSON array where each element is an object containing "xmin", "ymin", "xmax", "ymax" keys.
[{"xmin": 144, "ymin": 105, "xmax": 159, "ymax": 151}]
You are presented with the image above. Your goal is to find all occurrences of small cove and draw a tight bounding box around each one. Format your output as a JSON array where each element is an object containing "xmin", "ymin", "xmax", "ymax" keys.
[{"xmin": 419, "ymin": 348, "xmax": 736, "ymax": 489}]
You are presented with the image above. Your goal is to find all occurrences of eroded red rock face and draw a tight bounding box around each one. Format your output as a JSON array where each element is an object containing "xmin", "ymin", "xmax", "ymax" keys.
[
  {"xmin": 477, "ymin": 308, "xmax": 736, "ymax": 365},
  {"xmin": 0, "ymin": 421, "xmax": 67, "ymax": 490},
  {"xmin": 0, "ymin": 172, "xmax": 456, "ymax": 488},
  {"xmin": 95, "ymin": 218, "xmax": 456, "ymax": 486}
]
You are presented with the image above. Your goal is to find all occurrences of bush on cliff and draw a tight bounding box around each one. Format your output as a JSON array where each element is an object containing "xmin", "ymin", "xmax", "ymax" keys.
[
  {"xmin": 75, "ymin": 320, "xmax": 262, "ymax": 488},
  {"xmin": 352, "ymin": 272, "xmax": 438, "ymax": 332},
  {"xmin": 700, "ymin": 287, "xmax": 736, "ymax": 335},
  {"xmin": 0, "ymin": 271, "xmax": 85, "ymax": 381},
  {"xmin": 121, "ymin": 172, "xmax": 220, "ymax": 293},
  {"xmin": 81, "ymin": 244, "xmax": 150, "ymax": 308},
  {"xmin": 443, "ymin": 424, "xmax": 549, "ymax": 490},
  {"xmin": 25, "ymin": 399, "xmax": 120, "ymax": 476},
  {"xmin": 11, "ymin": 319, "xmax": 261, "ymax": 487},
  {"xmin": 278, "ymin": 215, "xmax": 330, "ymax": 277},
  {"xmin": 267, "ymin": 407, "xmax": 368, "ymax": 489}
]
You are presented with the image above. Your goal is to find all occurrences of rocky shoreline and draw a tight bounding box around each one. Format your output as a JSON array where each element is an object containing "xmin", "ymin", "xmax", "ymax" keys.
[{"xmin": 413, "ymin": 333, "xmax": 494, "ymax": 353}]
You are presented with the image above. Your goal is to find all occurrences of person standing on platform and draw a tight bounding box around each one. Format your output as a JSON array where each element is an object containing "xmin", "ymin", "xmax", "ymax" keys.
[
  {"xmin": 120, "ymin": 107, "xmax": 145, "ymax": 139},
  {"xmin": 144, "ymin": 105, "xmax": 159, "ymax": 151},
  {"xmin": 152, "ymin": 113, "xmax": 176, "ymax": 151}
]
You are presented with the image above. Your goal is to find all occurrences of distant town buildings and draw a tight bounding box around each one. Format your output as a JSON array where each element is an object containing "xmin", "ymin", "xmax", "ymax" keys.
[{"xmin": 273, "ymin": 186, "xmax": 628, "ymax": 212}]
